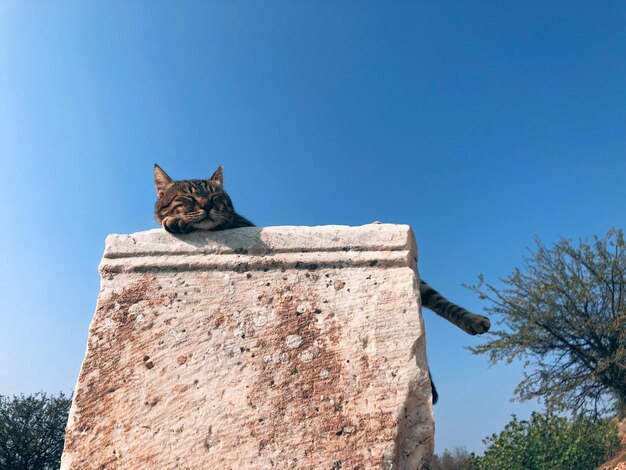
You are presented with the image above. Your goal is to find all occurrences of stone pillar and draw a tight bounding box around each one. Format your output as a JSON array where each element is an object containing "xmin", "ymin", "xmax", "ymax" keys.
[{"xmin": 61, "ymin": 224, "xmax": 434, "ymax": 470}]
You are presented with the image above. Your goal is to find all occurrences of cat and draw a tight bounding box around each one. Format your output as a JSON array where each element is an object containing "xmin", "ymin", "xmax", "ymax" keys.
[
  {"xmin": 154, "ymin": 164, "xmax": 491, "ymax": 403},
  {"xmin": 154, "ymin": 164, "xmax": 254, "ymax": 233}
]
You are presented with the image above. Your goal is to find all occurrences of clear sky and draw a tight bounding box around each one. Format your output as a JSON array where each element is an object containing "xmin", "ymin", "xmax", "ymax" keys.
[{"xmin": 1, "ymin": 1, "xmax": 625, "ymax": 455}]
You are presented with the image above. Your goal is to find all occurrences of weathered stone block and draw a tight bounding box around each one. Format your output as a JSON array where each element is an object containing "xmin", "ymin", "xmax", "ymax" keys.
[{"xmin": 62, "ymin": 224, "xmax": 434, "ymax": 469}]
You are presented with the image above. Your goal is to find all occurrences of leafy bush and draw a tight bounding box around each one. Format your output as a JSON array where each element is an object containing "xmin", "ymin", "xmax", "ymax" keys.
[{"xmin": 466, "ymin": 412, "xmax": 620, "ymax": 470}]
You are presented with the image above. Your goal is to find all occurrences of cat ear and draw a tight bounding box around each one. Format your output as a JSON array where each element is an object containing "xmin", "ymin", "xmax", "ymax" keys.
[
  {"xmin": 154, "ymin": 164, "xmax": 173, "ymax": 197},
  {"xmin": 209, "ymin": 166, "xmax": 224, "ymax": 186}
]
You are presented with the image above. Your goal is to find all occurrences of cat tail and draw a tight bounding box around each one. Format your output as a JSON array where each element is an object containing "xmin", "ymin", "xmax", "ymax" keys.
[{"xmin": 429, "ymin": 369, "xmax": 439, "ymax": 405}]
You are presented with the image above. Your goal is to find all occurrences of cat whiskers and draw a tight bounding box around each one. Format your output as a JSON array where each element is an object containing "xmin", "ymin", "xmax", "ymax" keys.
[
  {"xmin": 208, "ymin": 210, "xmax": 232, "ymax": 226},
  {"xmin": 162, "ymin": 210, "xmax": 207, "ymax": 230},
  {"xmin": 181, "ymin": 209, "xmax": 208, "ymax": 223}
]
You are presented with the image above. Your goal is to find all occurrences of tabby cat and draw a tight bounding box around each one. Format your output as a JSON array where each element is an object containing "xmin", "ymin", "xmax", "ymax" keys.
[
  {"xmin": 154, "ymin": 164, "xmax": 254, "ymax": 233},
  {"xmin": 153, "ymin": 164, "xmax": 491, "ymax": 403}
]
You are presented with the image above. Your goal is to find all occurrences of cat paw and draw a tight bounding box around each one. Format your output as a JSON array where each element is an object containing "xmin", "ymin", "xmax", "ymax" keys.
[
  {"xmin": 462, "ymin": 313, "xmax": 491, "ymax": 335},
  {"xmin": 162, "ymin": 217, "xmax": 194, "ymax": 234}
]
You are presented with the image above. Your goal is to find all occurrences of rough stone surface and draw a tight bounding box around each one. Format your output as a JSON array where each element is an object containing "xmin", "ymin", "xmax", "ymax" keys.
[{"xmin": 61, "ymin": 224, "xmax": 434, "ymax": 470}]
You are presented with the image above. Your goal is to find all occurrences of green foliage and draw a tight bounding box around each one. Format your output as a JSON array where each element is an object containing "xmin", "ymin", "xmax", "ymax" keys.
[
  {"xmin": 468, "ymin": 228, "xmax": 626, "ymax": 416},
  {"xmin": 0, "ymin": 392, "xmax": 71, "ymax": 470},
  {"xmin": 466, "ymin": 412, "xmax": 620, "ymax": 470}
]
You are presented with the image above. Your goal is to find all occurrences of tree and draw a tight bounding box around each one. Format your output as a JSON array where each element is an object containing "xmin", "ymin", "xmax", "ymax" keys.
[
  {"xmin": 468, "ymin": 228, "xmax": 626, "ymax": 417},
  {"xmin": 431, "ymin": 447, "xmax": 470, "ymax": 470},
  {"xmin": 0, "ymin": 392, "xmax": 71, "ymax": 470},
  {"xmin": 465, "ymin": 412, "xmax": 620, "ymax": 470}
]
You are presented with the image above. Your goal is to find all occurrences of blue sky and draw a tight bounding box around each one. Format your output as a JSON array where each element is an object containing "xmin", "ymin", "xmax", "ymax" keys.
[{"xmin": 1, "ymin": 1, "xmax": 625, "ymax": 454}]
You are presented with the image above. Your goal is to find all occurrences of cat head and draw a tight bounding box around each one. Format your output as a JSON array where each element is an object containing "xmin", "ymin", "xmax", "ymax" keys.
[{"xmin": 154, "ymin": 164, "xmax": 238, "ymax": 233}]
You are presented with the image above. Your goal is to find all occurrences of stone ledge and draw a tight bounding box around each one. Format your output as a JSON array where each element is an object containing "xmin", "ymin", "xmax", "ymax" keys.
[
  {"xmin": 62, "ymin": 224, "xmax": 434, "ymax": 470},
  {"xmin": 100, "ymin": 224, "xmax": 417, "ymax": 273}
]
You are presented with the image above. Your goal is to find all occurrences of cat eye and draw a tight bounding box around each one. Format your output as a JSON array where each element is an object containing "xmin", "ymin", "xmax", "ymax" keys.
[{"xmin": 173, "ymin": 197, "xmax": 194, "ymax": 206}]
